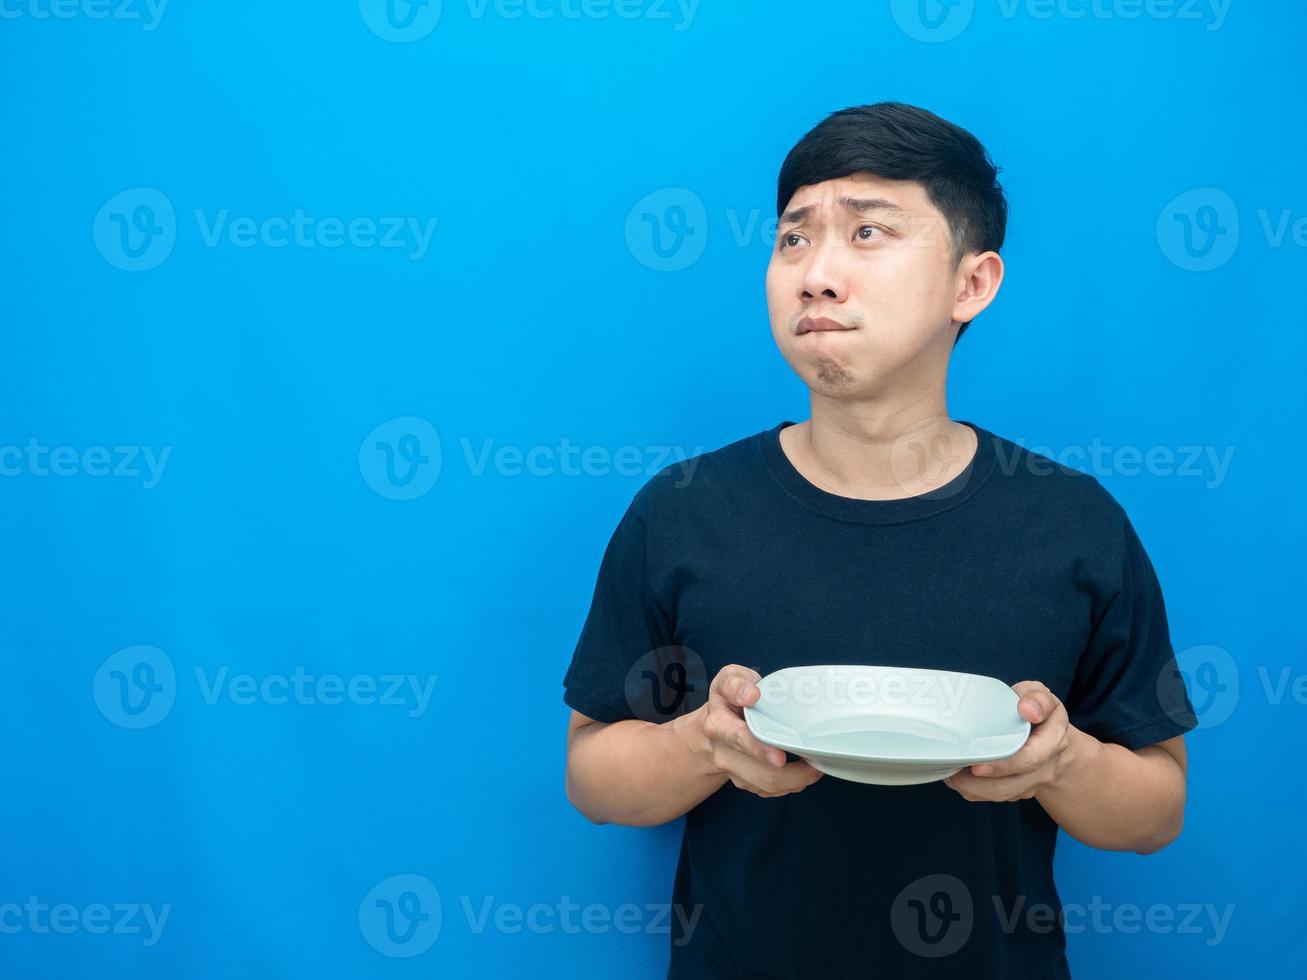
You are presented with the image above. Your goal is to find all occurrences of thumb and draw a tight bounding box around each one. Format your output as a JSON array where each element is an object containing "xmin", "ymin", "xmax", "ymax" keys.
[
  {"xmin": 1018, "ymin": 695, "xmax": 1046, "ymax": 724},
  {"xmin": 710, "ymin": 665, "xmax": 762, "ymax": 709}
]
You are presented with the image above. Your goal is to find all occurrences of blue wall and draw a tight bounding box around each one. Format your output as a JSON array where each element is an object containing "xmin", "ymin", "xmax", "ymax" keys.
[{"xmin": 2, "ymin": 2, "xmax": 1302, "ymax": 976}]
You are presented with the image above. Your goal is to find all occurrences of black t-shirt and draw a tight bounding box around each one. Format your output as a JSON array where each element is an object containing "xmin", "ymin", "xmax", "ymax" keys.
[{"xmin": 562, "ymin": 420, "xmax": 1197, "ymax": 979}]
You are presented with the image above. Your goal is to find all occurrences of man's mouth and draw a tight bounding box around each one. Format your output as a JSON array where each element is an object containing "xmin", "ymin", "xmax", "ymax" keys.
[{"xmin": 797, "ymin": 316, "xmax": 857, "ymax": 336}]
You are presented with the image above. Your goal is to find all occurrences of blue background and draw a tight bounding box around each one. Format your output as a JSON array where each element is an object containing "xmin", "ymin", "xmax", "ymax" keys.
[{"xmin": 2, "ymin": 1, "xmax": 1302, "ymax": 976}]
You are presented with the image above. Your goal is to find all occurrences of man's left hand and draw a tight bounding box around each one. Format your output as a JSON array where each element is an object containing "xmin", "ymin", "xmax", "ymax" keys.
[{"xmin": 943, "ymin": 681, "xmax": 1072, "ymax": 803}]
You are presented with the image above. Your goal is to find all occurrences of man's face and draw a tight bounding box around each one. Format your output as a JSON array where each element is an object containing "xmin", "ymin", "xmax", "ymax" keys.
[{"xmin": 765, "ymin": 173, "xmax": 966, "ymax": 399}]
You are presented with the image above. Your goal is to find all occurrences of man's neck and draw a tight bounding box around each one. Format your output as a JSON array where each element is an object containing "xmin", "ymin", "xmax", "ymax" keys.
[{"xmin": 778, "ymin": 392, "xmax": 978, "ymax": 501}]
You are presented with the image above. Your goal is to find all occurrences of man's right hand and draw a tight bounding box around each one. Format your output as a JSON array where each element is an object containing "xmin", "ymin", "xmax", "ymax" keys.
[{"xmin": 694, "ymin": 664, "xmax": 824, "ymax": 799}]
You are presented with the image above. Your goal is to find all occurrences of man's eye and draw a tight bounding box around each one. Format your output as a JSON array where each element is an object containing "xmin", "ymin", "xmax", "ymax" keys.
[
  {"xmin": 780, "ymin": 233, "xmax": 805, "ymax": 250},
  {"xmin": 856, "ymin": 225, "xmax": 885, "ymax": 241}
]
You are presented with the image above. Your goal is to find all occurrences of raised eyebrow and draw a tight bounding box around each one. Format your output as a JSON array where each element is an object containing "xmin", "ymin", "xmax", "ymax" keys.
[{"xmin": 778, "ymin": 195, "xmax": 910, "ymax": 229}]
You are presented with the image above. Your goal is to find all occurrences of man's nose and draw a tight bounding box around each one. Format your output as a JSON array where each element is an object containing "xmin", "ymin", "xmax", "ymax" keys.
[{"xmin": 798, "ymin": 242, "xmax": 847, "ymax": 302}]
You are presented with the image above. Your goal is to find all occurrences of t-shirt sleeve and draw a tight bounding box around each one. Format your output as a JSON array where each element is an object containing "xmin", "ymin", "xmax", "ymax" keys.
[
  {"xmin": 1065, "ymin": 513, "xmax": 1198, "ymax": 750},
  {"xmin": 561, "ymin": 488, "xmax": 679, "ymax": 725}
]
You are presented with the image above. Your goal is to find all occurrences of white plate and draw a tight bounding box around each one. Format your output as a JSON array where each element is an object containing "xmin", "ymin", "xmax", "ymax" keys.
[{"xmin": 743, "ymin": 664, "xmax": 1030, "ymax": 786}]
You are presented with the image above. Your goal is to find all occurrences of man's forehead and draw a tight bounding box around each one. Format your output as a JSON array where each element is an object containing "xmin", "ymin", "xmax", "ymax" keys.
[{"xmin": 782, "ymin": 174, "xmax": 934, "ymax": 216}]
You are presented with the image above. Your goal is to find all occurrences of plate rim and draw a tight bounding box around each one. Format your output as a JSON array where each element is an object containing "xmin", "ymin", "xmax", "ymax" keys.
[{"xmin": 742, "ymin": 663, "xmax": 1032, "ymax": 766}]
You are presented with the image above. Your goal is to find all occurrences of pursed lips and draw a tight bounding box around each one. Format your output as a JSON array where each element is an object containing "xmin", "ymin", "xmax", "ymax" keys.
[{"xmin": 796, "ymin": 316, "xmax": 857, "ymax": 335}]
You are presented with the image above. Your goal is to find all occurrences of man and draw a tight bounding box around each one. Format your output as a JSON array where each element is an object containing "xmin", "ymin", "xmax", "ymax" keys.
[{"xmin": 561, "ymin": 102, "xmax": 1196, "ymax": 978}]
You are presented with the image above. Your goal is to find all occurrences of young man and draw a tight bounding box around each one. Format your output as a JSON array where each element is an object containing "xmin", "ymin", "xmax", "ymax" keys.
[{"xmin": 561, "ymin": 102, "xmax": 1196, "ymax": 979}]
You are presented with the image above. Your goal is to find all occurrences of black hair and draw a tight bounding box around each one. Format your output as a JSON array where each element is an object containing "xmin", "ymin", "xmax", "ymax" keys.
[{"xmin": 776, "ymin": 102, "xmax": 1006, "ymax": 340}]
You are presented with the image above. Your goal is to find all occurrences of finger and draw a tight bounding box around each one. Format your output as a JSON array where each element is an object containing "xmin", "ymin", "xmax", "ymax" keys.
[
  {"xmin": 739, "ymin": 757, "xmax": 823, "ymax": 795},
  {"xmin": 971, "ymin": 711, "xmax": 1065, "ymax": 777},
  {"xmin": 1012, "ymin": 680, "xmax": 1050, "ymax": 697},
  {"xmin": 727, "ymin": 772, "xmax": 807, "ymax": 799},
  {"xmin": 945, "ymin": 769, "xmax": 1038, "ymax": 802},
  {"xmin": 726, "ymin": 774, "xmax": 771, "ymax": 797},
  {"xmin": 969, "ymin": 747, "xmax": 1041, "ymax": 779},
  {"xmin": 709, "ymin": 665, "xmax": 763, "ymax": 710},
  {"xmin": 717, "ymin": 745, "xmax": 823, "ymax": 795},
  {"xmin": 1011, "ymin": 682, "xmax": 1057, "ymax": 725},
  {"xmin": 971, "ymin": 730, "xmax": 1051, "ymax": 777},
  {"xmin": 710, "ymin": 708, "xmax": 786, "ymax": 767},
  {"xmin": 1017, "ymin": 695, "xmax": 1048, "ymax": 725}
]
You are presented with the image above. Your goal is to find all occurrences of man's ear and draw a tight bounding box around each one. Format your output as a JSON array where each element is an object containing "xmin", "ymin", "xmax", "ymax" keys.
[{"xmin": 951, "ymin": 251, "xmax": 1004, "ymax": 325}]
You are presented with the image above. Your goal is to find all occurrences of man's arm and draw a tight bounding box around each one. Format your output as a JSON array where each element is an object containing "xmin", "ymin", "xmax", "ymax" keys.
[
  {"xmin": 565, "ymin": 709, "xmax": 725, "ymax": 827},
  {"xmin": 1035, "ymin": 731, "xmax": 1186, "ymax": 855},
  {"xmin": 944, "ymin": 682, "xmax": 1188, "ymax": 854},
  {"xmin": 564, "ymin": 665, "xmax": 823, "ymax": 827}
]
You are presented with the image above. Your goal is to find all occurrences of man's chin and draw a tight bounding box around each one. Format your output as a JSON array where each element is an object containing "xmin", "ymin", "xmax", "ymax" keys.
[
  {"xmin": 775, "ymin": 345, "xmax": 887, "ymax": 398},
  {"xmin": 806, "ymin": 355, "xmax": 871, "ymax": 395}
]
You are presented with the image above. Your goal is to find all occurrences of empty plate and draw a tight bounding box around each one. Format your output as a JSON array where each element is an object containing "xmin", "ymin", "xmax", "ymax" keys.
[{"xmin": 743, "ymin": 664, "xmax": 1031, "ymax": 785}]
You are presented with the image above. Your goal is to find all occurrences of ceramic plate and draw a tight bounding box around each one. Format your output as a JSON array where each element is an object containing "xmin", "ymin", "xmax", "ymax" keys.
[{"xmin": 743, "ymin": 664, "xmax": 1031, "ymax": 786}]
